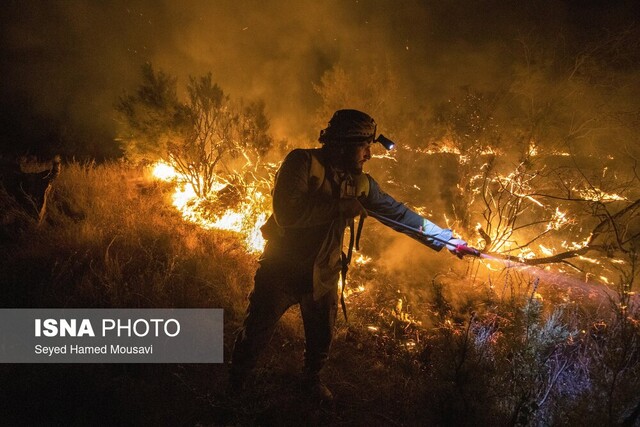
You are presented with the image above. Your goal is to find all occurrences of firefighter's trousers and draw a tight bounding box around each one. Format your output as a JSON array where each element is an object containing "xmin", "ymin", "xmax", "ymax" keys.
[{"xmin": 231, "ymin": 257, "xmax": 338, "ymax": 379}]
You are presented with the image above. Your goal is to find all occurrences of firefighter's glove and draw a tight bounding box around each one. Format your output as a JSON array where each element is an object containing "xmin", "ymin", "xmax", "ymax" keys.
[
  {"xmin": 339, "ymin": 198, "xmax": 365, "ymax": 219},
  {"xmin": 446, "ymin": 238, "xmax": 468, "ymax": 257}
]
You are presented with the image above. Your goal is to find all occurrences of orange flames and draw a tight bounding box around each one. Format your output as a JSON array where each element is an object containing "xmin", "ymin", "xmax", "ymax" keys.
[{"xmin": 151, "ymin": 161, "xmax": 268, "ymax": 253}]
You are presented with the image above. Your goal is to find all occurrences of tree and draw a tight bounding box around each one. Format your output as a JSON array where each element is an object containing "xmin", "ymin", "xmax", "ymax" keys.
[
  {"xmin": 117, "ymin": 64, "xmax": 273, "ymax": 198},
  {"xmin": 116, "ymin": 63, "xmax": 188, "ymax": 164}
]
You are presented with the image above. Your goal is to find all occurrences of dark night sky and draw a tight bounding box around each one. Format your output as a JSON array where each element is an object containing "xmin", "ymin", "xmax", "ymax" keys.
[{"xmin": 0, "ymin": 0, "xmax": 638, "ymax": 159}]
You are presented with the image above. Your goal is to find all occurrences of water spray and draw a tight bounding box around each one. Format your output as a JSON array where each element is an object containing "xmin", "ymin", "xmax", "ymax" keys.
[{"xmin": 366, "ymin": 210, "xmax": 617, "ymax": 297}]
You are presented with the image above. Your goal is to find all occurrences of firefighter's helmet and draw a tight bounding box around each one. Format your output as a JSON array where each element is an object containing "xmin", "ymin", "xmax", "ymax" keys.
[{"xmin": 319, "ymin": 109, "xmax": 377, "ymax": 145}]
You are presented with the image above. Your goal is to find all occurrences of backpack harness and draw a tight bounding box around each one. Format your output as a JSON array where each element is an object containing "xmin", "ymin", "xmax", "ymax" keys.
[{"xmin": 309, "ymin": 151, "xmax": 369, "ymax": 321}]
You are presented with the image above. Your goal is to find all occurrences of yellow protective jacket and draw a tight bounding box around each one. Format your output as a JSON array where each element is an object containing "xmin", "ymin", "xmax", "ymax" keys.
[{"xmin": 260, "ymin": 148, "xmax": 452, "ymax": 300}]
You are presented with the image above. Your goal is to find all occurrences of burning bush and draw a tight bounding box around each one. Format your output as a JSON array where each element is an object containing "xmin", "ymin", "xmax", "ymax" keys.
[{"xmin": 116, "ymin": 63, "xmax": 273, "ymax": 199}]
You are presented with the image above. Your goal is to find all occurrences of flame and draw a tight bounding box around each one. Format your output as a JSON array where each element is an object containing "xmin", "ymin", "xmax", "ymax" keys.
[
  {"xmin": 577, "ymin": 187, "xmax": 627, "ymax": 202},
  {"xmin": 354, "ymin": 253, "xmax": 372, "ymax": 266},
  {"xmin": 408, "ymin": 142, "xmax": 461, "ymax": 156},
  {"xmin": 539, "ymin": 244, "xmax": 555, "ymax": 256},
  {"xmin": 480, "ymin": 147, "xmax": 502, "ymax": 155},
  {"xmin": 152, "ymin": 162, "xmax": 179, "ymax": 181},
  {"xmin": 494, "ymin": 170, "xmax": 545, "ymax": 207},
  {"xmin": 547, "ymin": 207, "xmax": 571, "ymax": 231},
  {"xmin": 518, "ymin": 247, "xmax": 537, "ymax": 260},
  {"xmin": 563, "ymin": 236, "xmax": 591, "ymax": 251},
  {"xmin": 152, "ymin": 161, "xmax": 268, "ymax": 252},
  {"xmin": 484, "ymin": 262, "xmax": 501, "ymax": 272},
  {"xmin": 372, "ymin": 151, "xmax": 398, "ymax": 162},
  {"xmin": 577, "ymin": 255, "xmax": 600, "ymax": 264},
  {"xmin": 341, "ymin": 281, "xmax": 366, "ymax": 298}
]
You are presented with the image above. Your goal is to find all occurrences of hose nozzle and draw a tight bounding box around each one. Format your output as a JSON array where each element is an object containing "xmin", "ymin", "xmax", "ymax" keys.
[{"xmin": 455, "ymin": 244, "xmax": 481, "ymax": 259}]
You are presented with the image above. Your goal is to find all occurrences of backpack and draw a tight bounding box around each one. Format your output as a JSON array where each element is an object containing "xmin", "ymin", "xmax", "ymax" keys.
[
  {"xmin": 260, "ymin": 149, "xmax": 369, "ymax": 320},
  {"xmin": 309, "ymin": 150, "xmax": 368, "ymax": 320}
]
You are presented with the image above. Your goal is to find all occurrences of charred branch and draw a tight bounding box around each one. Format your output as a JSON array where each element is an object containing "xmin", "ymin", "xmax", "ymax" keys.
[{"xmin": 490, "ymin": 245, "xmax": 606, "ymax": 266}]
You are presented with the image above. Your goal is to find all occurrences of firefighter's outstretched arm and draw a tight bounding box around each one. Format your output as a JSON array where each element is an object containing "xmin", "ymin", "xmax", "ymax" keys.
[
  {"xmin": 362, "ymin": 175, "xmax": 451, "ymax": 250},
  {"xmin": 362, "ymin": 175, "xmax": 477, "ymax": 256}
]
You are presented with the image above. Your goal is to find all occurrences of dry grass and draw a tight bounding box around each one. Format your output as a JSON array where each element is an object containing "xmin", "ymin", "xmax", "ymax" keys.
[
  {"xmin": 2, "ymin": 161, "xmax": 256, "ymax": 310},
  {"xmin": 1, "ymin": 161, "xmax": 639, "ymax": 426}
]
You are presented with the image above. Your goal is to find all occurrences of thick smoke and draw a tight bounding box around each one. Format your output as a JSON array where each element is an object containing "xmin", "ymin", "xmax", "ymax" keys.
[
  {"xmin": 1, "ymin": 0, "xmax": 638, "ymax": 308},
  {"xmin": 2, "ymin": 0, "xmax": 637, "ymax": 158}
]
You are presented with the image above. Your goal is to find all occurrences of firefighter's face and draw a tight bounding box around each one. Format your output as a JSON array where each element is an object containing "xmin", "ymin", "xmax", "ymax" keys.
[{"xmin": 346, "ymin": 141, "xmax": 372, "ymax": 174}]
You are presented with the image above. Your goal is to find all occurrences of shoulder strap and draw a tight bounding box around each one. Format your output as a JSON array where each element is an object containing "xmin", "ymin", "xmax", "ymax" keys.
[
  {"xmin": 308, "ymin": 149, "xmax": 325, "ymax": 192},
  {"xmin": 354, "ymin": 174, "xmax": 369, "ymax": 250},
  {"xmin": 355, "ymin": 173, "xmax": 370, "ymax": 198}
]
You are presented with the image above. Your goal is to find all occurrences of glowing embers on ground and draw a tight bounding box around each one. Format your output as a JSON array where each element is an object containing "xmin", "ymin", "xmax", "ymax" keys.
[
  {"xmin": 151, "ymin": 161, "xmax": 268, "ymax": 252},
  {"xmin": 340, "ymin": 252, "xmax": 371, "ymax": 298},
  {"xmin": 343, "ymin": 253, "xmax": 424, "ymax": 350}
]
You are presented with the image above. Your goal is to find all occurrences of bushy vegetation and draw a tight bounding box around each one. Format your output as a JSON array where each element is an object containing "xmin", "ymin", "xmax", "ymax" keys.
[
  {"xmin": 1, "ymin": 161, "xmax": 256, "ymax": 312},
  {"xmin": 2, "ymin": 29, "xmax": 638, "ymax": 426},
  {"xmin": 116, "ymin": 64, "xmax": 273, "ymax": 198},
  {"xmin": 1, "ymin": 160, "xmax": 638, "ymax": 426},
  {"xmin": 335, "ymin": 250, "xmax": 640, "ymax": 426}
]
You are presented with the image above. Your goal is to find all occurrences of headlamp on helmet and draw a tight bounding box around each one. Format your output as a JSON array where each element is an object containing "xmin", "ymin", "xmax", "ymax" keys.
[
  {"xmin": 375, "ymin": 134, "xmax": 395, "ymax": 150},
  {"xmin": 319, "ymin": 109, "xmax": 395, "ymax": 151}
]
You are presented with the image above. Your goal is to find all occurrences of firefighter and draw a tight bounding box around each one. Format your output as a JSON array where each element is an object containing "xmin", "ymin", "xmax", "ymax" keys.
[{"xmin": 230, "ymin": 109, "xmax": 467, "ymax": 401}]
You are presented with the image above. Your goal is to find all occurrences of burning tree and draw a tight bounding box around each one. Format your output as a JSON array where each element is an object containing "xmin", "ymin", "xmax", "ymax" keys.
[
  {"xmin": 116, "ymin": 65, "xmax": 275, "ymax": 252},
  {"xmin": 117, "ymin": 64, "xmax": 272, "ymax": 199}
]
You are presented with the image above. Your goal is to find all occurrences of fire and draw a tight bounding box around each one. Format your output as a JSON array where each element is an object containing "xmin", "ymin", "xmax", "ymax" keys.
[
  {"xmin": 539, "ymin": 244, "xmax": 555, "ymax": 256},
  {"xmin": 152, "ymin": 161, "xmax": 268, "ymax": 253},
  {"xmin": 577, "ymin": 187, "xmax": 627, "ymax": 202},
  {"xmin": 152, "ymin": 162, "xmax": 178, "ymax": 181},
  {"xmin": 494, "ymin": 169, "xmax": 545, "ymax": 207},
  {"xmin": 563, "ymin": 237, "xmax": 591, "ymax": 251},
  {"xmin": 546, "ymin": 207, "xmax": 571, "ymax": 231},
  {"xmin": 480, "ymin": 147, "xmax": 502, "ymax": 155},
  {"xmin": 342, "ymin": 281, "xmax": 366, "ymax": 298},
  {"xmin": 354, "ymin": 253, "xmax": 372, "ymax": 266},
  {"xmin": 577, "ymin": 255, "xmax": 600, "ymax": 264},
  {"xmin": 407, "ymin": 143, "xmax": 461, "ymax": 156},
  {"xmin": 518, "ymin": 247, "xmax": 537, "ymax": 260}
]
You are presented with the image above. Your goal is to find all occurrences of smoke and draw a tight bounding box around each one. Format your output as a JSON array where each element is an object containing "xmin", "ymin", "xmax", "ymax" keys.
[{"xmin": 2, "ymin": 0, "xmax": 637, "ymax": 159}]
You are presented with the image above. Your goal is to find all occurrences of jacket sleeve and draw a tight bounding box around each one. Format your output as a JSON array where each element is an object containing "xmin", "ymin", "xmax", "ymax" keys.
[
  {"xmin": 272, "ymin": 149, "xmax": 340, "ymax": 228},
  {"xmin": 362, "ymin": 175, "xmax": 452, "ymax": 251}
]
